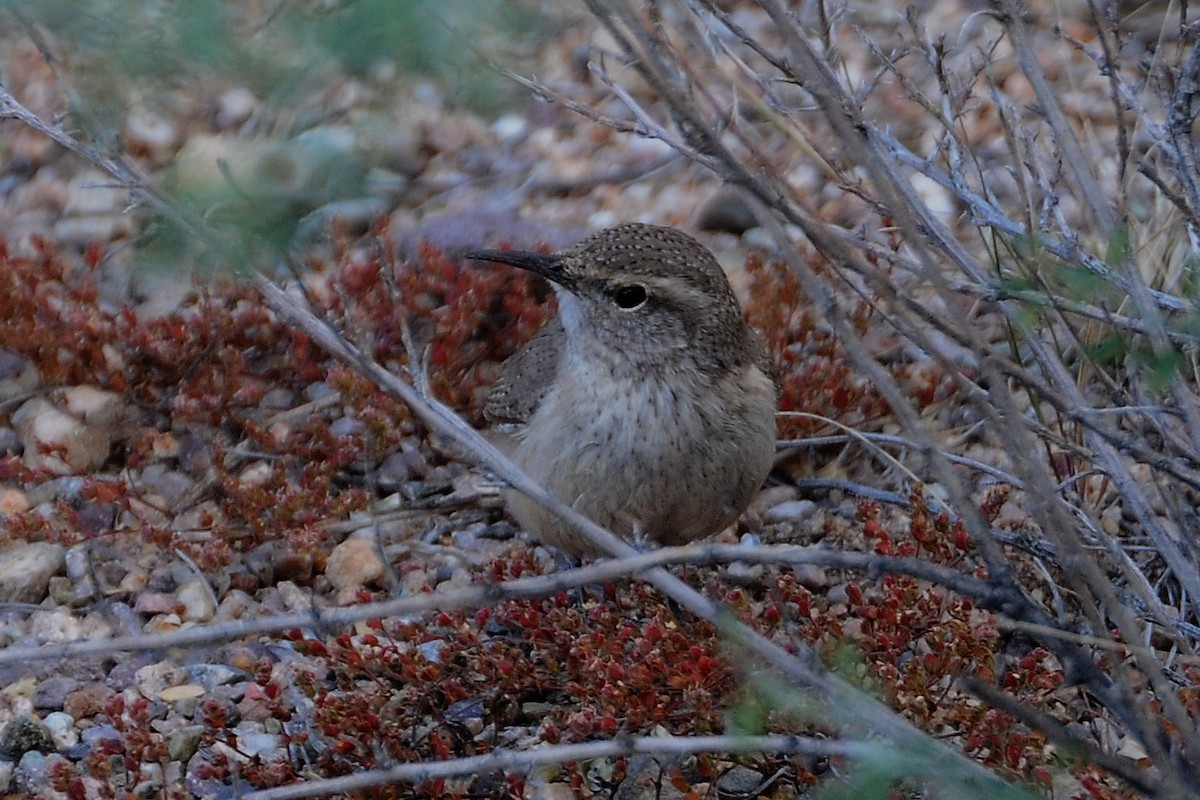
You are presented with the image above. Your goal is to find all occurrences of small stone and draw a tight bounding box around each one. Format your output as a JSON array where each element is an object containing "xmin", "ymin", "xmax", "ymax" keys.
[
  {"xmin": 12, "ymin": 386, "xmax": 131, "ymax": 474},
  {"xmin": 30, "ymin": 607, "xmax": 82, "ymax": 643},
  {"xmin": 186, "ymin": 664, "xmax": 248, "ymax": 690},
  {"xmin": 169, "ymin": 726, "xmax": 204, "ymax": 763},
  {"xmin": 177, "ymin": 579, "xmax": 217, "ymax": 622},
  {"xmin": 696, "ymin": 188, "xmax": 758, "ymax": 235},
  {"xmin": 80, "ymin": 724, "xmax": 122, "ymax": 746},
  {"xmin": 54, "ymin": 170, "xmax": 136, "ymax": 245},
  {"xmin": 140, "ymin": 465, "xmax": 196, "ymax": 508},
  {"xmin": 215, "ymin": 589, "xmax": 261, "ymax": 621},
  {"xmin": 64, "ymin": 684, "xmax": 116, "ymax": 719},
  {"xmin": 231, "ymin": 723, "xmax": 280, "ymax": 758},
  {"xmin": 329, "ymin": 415, "xmax": 365, "ymax": 438},
  {"xmin": 159, "ymin": 684, "xmax": 206, "ymax": 703},
  {"xmin": 124, "ymin": 106, "xmax": 179, "ymax": 163},
  {"xmin": 217, "ymin": 87, "xmax": 259, "ymax": 129},
  {"xmin": 0, "ymin": 350, "xmax": 39, "ymax": 404},
  {"xmin": 33, "ymin": 676, "xmax": 80, "ymax": 711},
  {"xmin": 491, "ymin": 113, "xmax": 529, "ymax": 144},
  {"xmin": 0, "ymin": 716, "xmax": 52, "ymax": 757},
  {"xmin": 325, "ymin": 537, "xmax": 385, "ymax": 592},
  {"xmin": 0, "ymin": 489, "xmax": 29, "ymax": 513},
  {"xmin": 274, "ymin": 551, "xmax": 314, "ymax": 584},
  {"xmin": 42, "ymin": 712, "xmax": 77, "ymax": 749},
  {"xmin": 764, "ymin": 499, "xmax": 817, "ymax": 523},
  {"xmin": 14, "ymin": 751, "xmax": 68, "ymax": 795},
  {"xmin": 0, "ymin": 542, "xmax": 65, "ymax": 603},
  {"xmin": 724, "ymin": 561, "xmax": 765, "ymax": 586},
  {"xmin": 715, "ymin": 764, "xmax": 764, "ymax": 798},
  {"xmin": 238, "ymin": 461, "xmax": 274, "ymax": 487},
  {"xmin": 144, "ymin": 614, "xmax": 183, "ymax": 634},
  {"xmin": 417, "ymin": 639, "xmax": 446, "ymax": 664},
  {"xmin": 135, "ymin": 664, "xmax": 188, "ymax": 700},
  {"xmin": 135, "ymin": 592, "xmax": 184, "ymax": 615}
]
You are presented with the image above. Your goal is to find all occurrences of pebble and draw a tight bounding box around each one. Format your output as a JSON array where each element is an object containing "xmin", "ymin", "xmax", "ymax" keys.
[
  {"xmin": 491, "ymin": 113, "xmax": 529, "ymax": 144},
  {"xmin": 764, "ymin": 499, "xmax": 818, "ymax": 523},
  {"xmin": 29, "ymin": 607, "xmax": 81, "ymax": 644},
  {"xmin": 54, "ymin": 169, "xmax": 136, "ymax": 245},
  {"xmin": 418, "ymin": 639, "xmax": 446, "ymax": 664},
  {"xmin": 724, "ymin": 560, "xmax": 765, "ymax": 586},
  {"xmin": 14, "ymin": 751, "xmax": 68, "ymax": 795},
  {"xmin": 159, "ymin": 684, "xmax": 206, "ymax": 703},
  {"xmin": 238, "ymin": 461, "xmax": 274, "ymax": 487},
  {"xmin": 169, "ymin": 725, "xmax": 204, "ymax": 763},
  {"xmin": 329, "ymin": 415, "xmax": 365, "ymax": 438},
  {"xmin": 144, "ymin": 613, "xmax": 183, "ymax": 634},
  {"xmin": 186, "ymin": 664, "xmax": 248, "ymax": 690},
  {"xmin": 12, "ymin": 386, "xmax": 130, "ymax": 474},
  {"xmin": 0, "ymin": 487, "xmax": 28, "ymax": 514},
  {"xmin": 135, "ymin": 591, "xmax": 184, "ymax": 615},
  {"xmin": 0, "ymin": 350, "xmax": 39, "ymax": 403},
  {"xmin": 325, "ymin": 536, "xmax": 385, "ymax": 593},
  {"xmin": 135, "ymin": 663, "xmax": 188, "ymax": 700},
  {"xmin": 80, "ymin": 724, "xmax": 122, "ymax": 745},
  {"xmin": 42, "ymin": 712, "xmax": 78, "ymax": 749},
  {"xmin": 217, "ymin": 87, "xmax": 259, "ymax": 129},
  {"xmin": 124, "ymin": 106, "xmax": 179, "ymax": 163},
  {"xmin": 0, "ymin": 716, "xmax": 52, "ymax": 757},
  {"xmin": 0, "ymin": 760, "xmax": 10, "ymax": 792},
  {"xmin": 64, "ymin": 684, "xmax": 116, "ymax": 719},
  {"xmin": 0, "ymin": 542, "xmax": 65, "ymax": 603},
  {"xmin": 696, "ymin": 187, "xmax": 758, "ymax": 235},
  {"xmin": 715, "ymin": 764, "xmax": 765, "ymax": 797},
  {"xmin": 230, "ymin": 723, "xmax": 280, "ymax": 758},
  {"xmin": 215, "ymin": 590, "xmax": 261, "ymax": 621},
  {"xmin": 177, "ymin": 579, "xmax": 218, "ymax": 622},
  {"xmin": 138, "ymin": 464, "xmax": 196, "ymax": 508},
  {"xmin": 33, "ymin": 676, "xmax": 80, "ymax": 711},
  {"xmin": 793, "ymin": 563, "xmax": 829, "ymax": 590}
]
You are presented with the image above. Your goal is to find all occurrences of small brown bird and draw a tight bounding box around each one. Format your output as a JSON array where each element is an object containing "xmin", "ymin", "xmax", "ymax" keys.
[{"xmin": 467, "ymin": 223, "xmax": 777, "ymax": 557}]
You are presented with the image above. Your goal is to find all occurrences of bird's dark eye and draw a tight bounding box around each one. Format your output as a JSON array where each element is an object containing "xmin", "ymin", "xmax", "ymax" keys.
[{"xmin": 612, "ymin": 284, "xmax": 648, "ymax": 309}]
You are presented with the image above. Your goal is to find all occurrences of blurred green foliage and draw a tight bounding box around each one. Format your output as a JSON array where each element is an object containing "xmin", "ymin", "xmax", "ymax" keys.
[
  {"xmin": 0, "ymin": 0, "xmax": 543, "ymax": 270},
  {"xmin": 5, "ymin": 0, "xmax": 537, "ymax": 113}
]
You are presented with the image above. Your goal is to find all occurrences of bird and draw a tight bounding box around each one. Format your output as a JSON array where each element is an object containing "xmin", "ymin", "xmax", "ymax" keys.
[{"xmin": 466, "ymin": 223, "xmax": 777, "ymax": 557}]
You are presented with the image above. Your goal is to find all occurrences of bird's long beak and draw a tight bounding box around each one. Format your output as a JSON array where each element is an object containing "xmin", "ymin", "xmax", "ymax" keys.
[{"xmin": 465, "ymin": 249, "xmax": 572, "ymax": 288}]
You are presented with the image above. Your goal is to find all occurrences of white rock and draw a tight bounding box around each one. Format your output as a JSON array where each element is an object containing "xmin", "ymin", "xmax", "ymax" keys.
[
  {"xmin": 764, "ymin": 499, "xmax": 817, "ymax": 523},
  {"xmin": 55, "ymin": 170, "xmax": 136, "ymax": 244},
  {"xmin": 176, "ymin": 579, "xmax": 217, "ymax": 623},
  {"xmin": 30, "ymin": 608, "xmax": 81, "ymax": 644},
  {"xmin": 125, "ymin": 107, "xmax": 179, "ymax": 163},
  {"xmin": 42, "ymin": 712, "xmax": 78, "ymax": 749},
  {"xmin": 135, "ymin": 663, "xmax": 188, "ymax": 701},
  {"xmin": 326, "ymin": 537, "xmax": 384, "ymax": 592},
  {"xmin": 0, "ymin": 542, "xmax": 65, "ymax": 603},
  {"xmin": 12, "ymin": 387, "xmax": 129, "ymax": 474},
  {"xmin": 217, "ymin": 87, "xmax": 258, "ymax": 130},
  {"xmin": 491, "ymin": 114, "xmax": 529, "ymax": 144}
]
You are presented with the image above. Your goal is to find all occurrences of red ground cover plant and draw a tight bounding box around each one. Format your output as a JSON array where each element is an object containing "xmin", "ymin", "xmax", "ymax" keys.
[
  {"xmin": 2, "ymin": 232, "xmax": 1122, "ymax": 797},
  {"xmin": 741, "ymin": 250, "xmax": 956, "ymax": 441}
]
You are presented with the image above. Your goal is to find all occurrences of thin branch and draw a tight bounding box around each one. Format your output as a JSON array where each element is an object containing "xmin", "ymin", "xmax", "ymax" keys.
[{"xmin": 243, "ymin": 734, "xmax": 867, "ymax": 800}]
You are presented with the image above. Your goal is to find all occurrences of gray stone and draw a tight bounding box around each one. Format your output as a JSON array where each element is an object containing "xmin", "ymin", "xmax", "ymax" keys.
[
  {"xmin": 715, "ymin": 764, "xmax": 765, "ymax": 798},
  {"xmin": 0, "ymin": 542, "xmax": 65, "ymax": 603},
  {"xmin": 0, "ymin": 716, "xmax": 52, "ymax": 758},
  {"xmin": 168, "ymin": 726, "xmax": 204, "ymax": 763},
  {"xmin": 764, "ymin": 499, "xmax": 818, "ymax": 523}
]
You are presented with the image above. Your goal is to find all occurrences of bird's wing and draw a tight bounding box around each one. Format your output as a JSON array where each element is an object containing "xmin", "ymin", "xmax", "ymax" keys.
[{"xmin": 484, "ymin": 316, "xmax": 565, "ymax": 425}]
